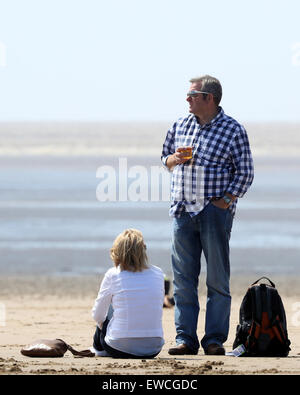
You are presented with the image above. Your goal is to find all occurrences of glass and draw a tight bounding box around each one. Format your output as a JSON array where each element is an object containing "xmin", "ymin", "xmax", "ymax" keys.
[{"xmin": 177, "ymin": 146, "xmax": 193, "ymax": 160}]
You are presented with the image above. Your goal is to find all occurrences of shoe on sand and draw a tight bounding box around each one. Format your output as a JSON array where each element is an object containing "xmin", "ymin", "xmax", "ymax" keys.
[
  {"xmin": 204, "ymin": 343, "xmax": 225, "ymax": 355},
  {"xmin": 168, "ymin": 343, "xmax": 198, "ymax": 355}
]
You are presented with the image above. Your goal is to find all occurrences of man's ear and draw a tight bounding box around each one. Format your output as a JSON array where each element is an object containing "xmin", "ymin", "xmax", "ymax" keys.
[{"xmin": 207, "ymin": 93, "xmax": 214, "ymax": 103}]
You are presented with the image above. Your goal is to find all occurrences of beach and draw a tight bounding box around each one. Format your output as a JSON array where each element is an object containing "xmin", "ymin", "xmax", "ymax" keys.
[
  {"xmin": 0, "ymin": 121, "xmax": 300, "ymax": 375},
  {"xmin": 1, "ymin": 274, "xmax": 300, "ymax": 375}
]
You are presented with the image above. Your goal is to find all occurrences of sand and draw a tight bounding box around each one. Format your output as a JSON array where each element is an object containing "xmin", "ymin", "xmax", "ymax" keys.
[{"xmin": 0, "ymin": 275, "xmax": 300, "ymax": 376}]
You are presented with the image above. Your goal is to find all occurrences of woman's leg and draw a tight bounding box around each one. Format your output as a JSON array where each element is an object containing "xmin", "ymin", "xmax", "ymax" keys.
[
  {"xmin": 92, "ymin": 320, "xmax": 109, "ymax": 352},
  {"xmin": 93, "ymin": 305, "xmax": 161, "ymax": 358},
  {"xmin": 102, "ymin": 341, "xmax": 161, "ymax": 359}
]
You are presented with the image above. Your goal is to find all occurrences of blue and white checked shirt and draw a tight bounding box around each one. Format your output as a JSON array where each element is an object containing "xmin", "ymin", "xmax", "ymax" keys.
[{"xmin": 161, "ymin": 107, "xmax": 254, "ymax": 217}]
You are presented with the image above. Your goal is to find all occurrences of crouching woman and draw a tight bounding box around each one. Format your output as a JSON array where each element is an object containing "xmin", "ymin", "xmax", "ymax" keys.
[{"xmin": 91, "ymin": 229, "xmax": 165, "ymax": 358}]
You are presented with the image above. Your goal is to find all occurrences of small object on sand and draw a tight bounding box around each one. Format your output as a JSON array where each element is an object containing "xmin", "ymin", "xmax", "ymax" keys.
[
  {"xmin": 163, "ymin": 295, "xmax": 175, "ymax": 308},
  {"xmin": 163, "ymin": 278, "xmax": 175, "ymax": 308}
]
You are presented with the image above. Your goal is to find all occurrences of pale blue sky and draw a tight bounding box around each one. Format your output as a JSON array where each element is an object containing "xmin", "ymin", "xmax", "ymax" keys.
[{"xmin": 0, "ymin": 0, "xmax": 299, "ymax": 122}]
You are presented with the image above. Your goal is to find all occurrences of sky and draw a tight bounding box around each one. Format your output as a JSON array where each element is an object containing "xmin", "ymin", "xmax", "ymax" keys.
[{"xmin": 0, "ymin": 0, "xmax": 299, "ymax": 122}]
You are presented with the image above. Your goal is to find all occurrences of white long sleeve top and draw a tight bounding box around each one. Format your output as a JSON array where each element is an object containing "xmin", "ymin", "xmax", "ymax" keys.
[{"xmin": 91, "ymin": 265, "xmax": 165, "ymax": 339}]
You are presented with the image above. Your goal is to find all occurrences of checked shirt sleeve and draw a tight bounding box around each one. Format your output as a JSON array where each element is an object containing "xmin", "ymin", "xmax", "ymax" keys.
[
  {"xmin": 161, "ymin": 122, "xmax": 176, "ymax": 170},
  {"xmin": 226, "ymin": 126, "xmax": 254, "ymax": 198}
]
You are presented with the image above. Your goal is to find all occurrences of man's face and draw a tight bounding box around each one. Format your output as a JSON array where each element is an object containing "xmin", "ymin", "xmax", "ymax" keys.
[{"xmin": 186, "ymin": 82, "xmax": 208, "ymax": 116}]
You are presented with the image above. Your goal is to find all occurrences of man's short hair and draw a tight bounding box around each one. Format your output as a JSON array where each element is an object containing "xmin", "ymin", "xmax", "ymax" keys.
[{"xmin": 189, "ymin": 75, "xmax": 222, "ymax": 105}]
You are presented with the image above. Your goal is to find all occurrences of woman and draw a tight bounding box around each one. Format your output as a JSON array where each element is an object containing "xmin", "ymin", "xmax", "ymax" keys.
[{"xmin": 91, "ymin": 229, "xmax": 165, "ymax": 358}]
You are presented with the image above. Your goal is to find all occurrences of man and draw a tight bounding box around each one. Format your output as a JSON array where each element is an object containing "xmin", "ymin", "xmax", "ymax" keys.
[{"xmin": 161, "ymin": 75, "xmax": 254, "ymax": 355}]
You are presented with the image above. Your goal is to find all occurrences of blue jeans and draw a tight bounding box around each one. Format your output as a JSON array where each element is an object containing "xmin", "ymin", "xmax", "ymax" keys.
[
  {"xmin": 171, "ymin": 202, "xmax": 233, "ymax": 352},
  {"xmin": 93, "ymin": 323, "xmax": 160, "ymax": 359},
  {"xmin": 93, "ymin": 306, "xmax": 160, "ymax": 359}
]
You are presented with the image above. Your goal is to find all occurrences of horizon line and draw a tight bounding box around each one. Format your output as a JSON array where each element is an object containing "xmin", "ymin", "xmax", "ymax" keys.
[{"xmin": 0, "ymin": 118, "xmax": 300, "ymax": 124}]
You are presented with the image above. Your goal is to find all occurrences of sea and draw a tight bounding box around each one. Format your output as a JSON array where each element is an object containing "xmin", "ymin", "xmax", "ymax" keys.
[{"xmin": 0, "ymin": 121, "xmax": 300, "ymax": 278}]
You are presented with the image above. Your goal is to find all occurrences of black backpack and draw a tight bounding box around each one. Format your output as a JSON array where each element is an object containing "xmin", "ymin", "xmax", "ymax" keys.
[{"xmin": 233, "ymin": 277, "xmax": 291, "ymax": 357}]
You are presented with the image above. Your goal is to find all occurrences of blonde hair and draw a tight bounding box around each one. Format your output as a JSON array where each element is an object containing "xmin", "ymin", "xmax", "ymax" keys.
[{"xmin": 110, "ymin": 229, "xmax": 149, "ymax": 272}]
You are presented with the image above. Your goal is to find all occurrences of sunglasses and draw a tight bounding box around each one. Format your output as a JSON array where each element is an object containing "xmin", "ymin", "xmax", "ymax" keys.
[{"xmin": 187, "ymin": 90, "xmax": 211, "ymax": 97}]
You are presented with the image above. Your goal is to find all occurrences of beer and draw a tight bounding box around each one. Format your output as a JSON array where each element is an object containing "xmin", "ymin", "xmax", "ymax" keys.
[{"xmin": 178, "ymin": 146, "xmax": 193, "ymax": 160}]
